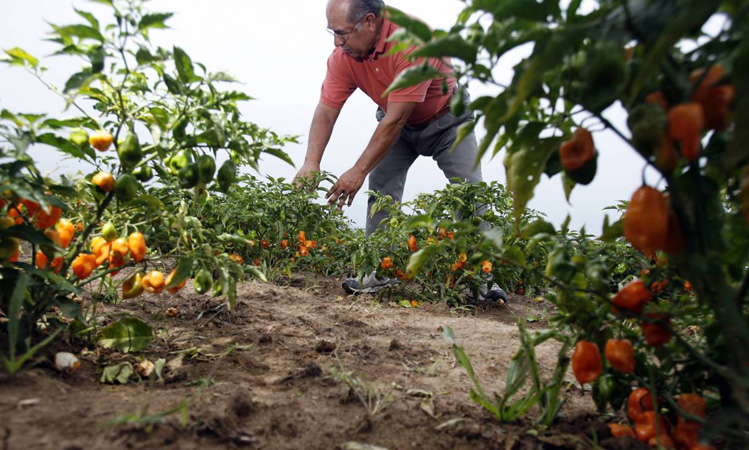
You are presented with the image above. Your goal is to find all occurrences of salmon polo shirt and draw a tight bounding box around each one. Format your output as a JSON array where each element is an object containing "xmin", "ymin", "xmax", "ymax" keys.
[{"xmin": 320, "ymin": 18, "xmax": 456, "ymax": 126}]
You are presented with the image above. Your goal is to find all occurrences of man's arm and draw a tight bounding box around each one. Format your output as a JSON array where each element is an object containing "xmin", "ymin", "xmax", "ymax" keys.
[
  {"xmin": 326, "ymin": 101, "xmax": 417, "ymax": 209},
  {"xmin": 293, "ymin": 102, "xmax": 341, "ymax": 187}
]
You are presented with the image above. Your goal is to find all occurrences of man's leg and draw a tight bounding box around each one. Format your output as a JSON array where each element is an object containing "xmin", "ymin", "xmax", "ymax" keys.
[{"xmin": 365, "ymin": 136, "xmax": 418, "ymax": 236}]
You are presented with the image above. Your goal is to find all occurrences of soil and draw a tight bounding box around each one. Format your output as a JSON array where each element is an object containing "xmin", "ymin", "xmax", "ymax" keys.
[{"xmin": 0, "ymin": 273, "xmax": 643, "ymax": 450}]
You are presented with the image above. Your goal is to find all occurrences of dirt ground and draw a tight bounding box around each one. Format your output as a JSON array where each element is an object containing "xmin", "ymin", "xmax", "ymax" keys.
[{"xmin": 0, "ymin": 274, "xmax": 643, "ymax": 450}]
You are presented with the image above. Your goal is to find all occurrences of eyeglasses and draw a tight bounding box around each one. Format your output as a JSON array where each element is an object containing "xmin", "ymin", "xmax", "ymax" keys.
[{"xmin": 326, "ymin": 16, "xmax": 365, "ymax": 45}]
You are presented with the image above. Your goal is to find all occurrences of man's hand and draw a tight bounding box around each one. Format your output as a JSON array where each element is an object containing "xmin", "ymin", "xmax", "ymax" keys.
[
  {"xmin": 326, "ymin": 167, "xmax": 366, "ymax": 209},
  {"xmin": 293, "ymin": 162, "xmax": 321, "ymax": 190}
]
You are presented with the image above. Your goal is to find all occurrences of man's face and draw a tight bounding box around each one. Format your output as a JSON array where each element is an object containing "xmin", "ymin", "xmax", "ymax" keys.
[{"xmin": 326, "ymin": 0, "xmax": 378, "ymax": 61}]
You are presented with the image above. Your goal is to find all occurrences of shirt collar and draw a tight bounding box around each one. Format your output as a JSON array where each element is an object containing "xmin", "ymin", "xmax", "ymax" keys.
[{"xmin": 373, "ymin": 18, "xmax": 391, "ymax": 57}]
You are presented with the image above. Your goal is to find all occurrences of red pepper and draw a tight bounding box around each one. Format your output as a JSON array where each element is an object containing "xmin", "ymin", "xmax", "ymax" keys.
[
  {"xmin": 642, "ymin": 314, "xmax": 673, "ymax": 347},
  {"xmin": 605, "ymin": 339, "xmax": 635, "ymax": 374},
  {"xmin": 612, "ymin": 279, "xmax": 653, "ymax": 314},
  {"xmin": 628, "ymin": 388, "xmax": 656, "ymax": 421},
  {"xmin": 572, "ymin": 340, "xmax": 602, "ymax": 384},
  {"xmin": 635, "ymin": 411, "xmax": 668, "ymax": 443}
]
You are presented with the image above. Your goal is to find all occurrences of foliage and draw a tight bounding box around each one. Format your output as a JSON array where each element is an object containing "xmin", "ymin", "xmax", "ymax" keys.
[
  {"xmin": 0, "ymin": 0, "xmax": 293, "ymax": 373},
  {"xmin": 389, "ymin": 0, "xmax": 749, "ymax": 446}
]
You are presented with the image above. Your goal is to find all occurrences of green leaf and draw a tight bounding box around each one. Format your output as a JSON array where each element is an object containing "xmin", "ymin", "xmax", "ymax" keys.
[
  {"xmin": 2, "ymin": 47, "xmax": 39, "ymax": 68},
  {"xmin": 135, "ymin": 47, "xmax": 162, "ymax": 64},
  {"xmin": 52, "ymin": 24, "xmax": 104, "ymax": 43},
  {"xmin": 627, "ymin": 1, "xmax": 719, "ymax": 105},
  {"xmin": 100, "ymin": 362, "xmax": 134, "ymax": 384},
  {"xmin": 88, "ymin": 46, "xmax": 105, "ymax": 73},
  {"xmin": 504, "ymin": 137, "xmax": 563, "ymax": 220},
  {"xmin": 385, "ymin": 7, "xmax": 433, "ymax": 42},
  {"xmin": 165, "ymin": 256, "xmax": 195, "ymax": 290},
  {"xmin": 96, "ymin": 318, "xmax": 153, "ymax": 353},
  {"xmin": 383, "ymin": 62, "xmax": 445, "ymax": 96},
  {"xmin": 7, "ymin": 273, "xmax": 30, "ymax": 361},
  {"xmin": 501, "ymin": 27, "xmax": 583, "ymax": 123},
  {"xmin": 600, "ymin": 215, "xmax": 624, "ymax": 242},
  {"xmin": 520, "ymin": 220, "xmax": 556, "ymax": 239},
  {"xmin": 129, "ymin": 195, "xmax": 166, "ymax": 210},
  {"xmin": 1, "ymin": 225, "xmax": 56, "ymax": 248},
  {"xmin": 37, "ymin": 133, "xmax": 95, "ymax": 160},
  {"xmin": 411, "ymin": 34, "xmax": 477, "ymax": 64},
  {"xmin": 163, "ymin": 73, "xmax": 182, "ymax": 95},
  {"xmin": 245, "ymin": 266, "xmax": 267, "ymax": 283},
  {"xmin": 442, "ymin": 325, "xmax": 456, "ymax": 344},
  {"xmin": 139, "ymin": 13, "xmax": 173, "ymax": 30},
  {"xmin": 173, "ymin": 46, "xmax": 197, "ymax": 84},
  {"xmin": 74, "ymin": 9, "xmax": 99, "ymax": 30},
  {"xmin": 503, "ymin": 245, "xmax": 527, "ymax": 266},
  {"xmin": 406, "ymin": 244, "xmax": 440, "ymax": 277},
  {"xmin": 64, "ymin": 71, "xmax": 96, "ymax": 93},
  {"xmin": 405, "ymin": 214, "xmax": 436, "ymax": 231},
  {"xmin": 263, "ymin": 148, "xmax": 294, "ymax": 167},
  {"xmin": 490, "ymin": 0, "xmax": 561, "ymax": 23}
]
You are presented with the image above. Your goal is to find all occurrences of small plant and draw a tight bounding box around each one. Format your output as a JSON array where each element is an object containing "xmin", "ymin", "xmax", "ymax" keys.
[{"xmin": 328, "ymin": 354, "xmax": 394, "ymax": 417}]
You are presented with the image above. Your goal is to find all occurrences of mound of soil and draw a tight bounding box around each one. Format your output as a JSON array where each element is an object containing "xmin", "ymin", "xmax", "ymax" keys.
[{"xmin": 0, "ymin": 274, "xmax": 635, "ymax": 450}]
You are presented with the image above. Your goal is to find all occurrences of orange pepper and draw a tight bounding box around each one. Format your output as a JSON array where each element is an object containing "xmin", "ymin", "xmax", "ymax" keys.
[
  {"xmin": 142, "ymin": 270, "xmax": 165, "ymax": 294},
  {"xmin": 165, "ymin": 269, "xmax": 187, "ymax": 294},
  {"xmin": 635, "ymin": 411, "xmax": 668, "ymax": 443},
  {"xmin": 71, "ymin": 253, "xmax": 97, "ymax": 279},
  {"xmin": 381, "ymin": 257, "xmax": 393, "ymax": 270},
  {"xmin": 669, "ymin": 103, "xmax": 704, "ymax": 161},
  {"xmin": 608, "ymin": 423, "xmax": 636, "ymax": 438},
  {"xmin": 624, "ymin": 186, "xmax": 669, "ymax": 258},
  {"xmin": 56, "ymin": 219, "xmax": 75, "ymax": 249},
  {"xmin": 407, "ymin": 235, "xmax": 418, "ymax": 252},
  {"xmin": 127, "ymin": 232, "xmax": 147, "ymax": 263}
]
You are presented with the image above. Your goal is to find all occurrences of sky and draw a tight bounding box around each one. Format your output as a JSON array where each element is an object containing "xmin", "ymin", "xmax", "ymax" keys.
[{"xmin": 0, "ymin": 0, "xmax": 656, "ymax": 235}]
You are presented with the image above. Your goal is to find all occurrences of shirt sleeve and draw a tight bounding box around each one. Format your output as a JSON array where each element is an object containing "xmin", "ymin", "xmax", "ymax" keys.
[
  {"xmin": 320, "ymin": 51, "xmax": 357, "ymax": 110},
  {"xmin": 386, "ymin": 48, "xmax": 431, "ymax": 104}
]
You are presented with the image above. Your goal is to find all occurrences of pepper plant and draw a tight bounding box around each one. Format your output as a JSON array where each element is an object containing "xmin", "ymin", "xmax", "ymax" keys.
[
  {"xmin": 387, "ymin": 0, "xmax": 748, "ymax": 446},
  {"xmin": 0, "ymin": 0, "xmax": 293, "ymax": 373}
]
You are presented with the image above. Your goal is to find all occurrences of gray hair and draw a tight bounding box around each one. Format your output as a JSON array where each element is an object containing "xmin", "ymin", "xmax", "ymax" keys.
[{"xmin": 347, "ymin": 0, "xmax": 385, "ymax": 22}]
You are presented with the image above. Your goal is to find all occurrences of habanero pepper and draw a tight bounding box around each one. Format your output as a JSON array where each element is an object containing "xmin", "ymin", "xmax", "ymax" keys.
[
  {"xmin": 612, "ymin": 279, "xmax": 653, "ymax": 315},
  {"xmin": 624, "ymin": 186, "xmax": 669, "ymax": 258},
  {"xmin": 605, "ymin": 339, "xmax": 636, "ymax": 374},
  {"xmin": 572, "ymin": 340, "xmax": 603, "ymax": 384}
]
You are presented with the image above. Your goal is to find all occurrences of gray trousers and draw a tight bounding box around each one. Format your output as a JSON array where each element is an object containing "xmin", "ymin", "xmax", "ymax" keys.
[{"xmin": 366, "ymin": 87, "xmax": 482, "ymax": 236}]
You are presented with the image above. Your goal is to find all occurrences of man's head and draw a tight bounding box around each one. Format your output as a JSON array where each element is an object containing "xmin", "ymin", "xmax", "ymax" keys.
[{"xmin": 326, "ymin": 0, "xmax": 385, "ymax": 61}]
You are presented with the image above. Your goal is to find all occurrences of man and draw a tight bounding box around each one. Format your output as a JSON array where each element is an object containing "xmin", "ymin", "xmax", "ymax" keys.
[{"xmin": 293, "ymin": 0, "xmax": 505, "ymax": 302}]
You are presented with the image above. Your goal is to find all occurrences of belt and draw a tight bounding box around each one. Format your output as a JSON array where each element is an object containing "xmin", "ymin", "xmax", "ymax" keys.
[{"xmin": 404, "ymin": 103, "xmax": 451, "ymax": 131}]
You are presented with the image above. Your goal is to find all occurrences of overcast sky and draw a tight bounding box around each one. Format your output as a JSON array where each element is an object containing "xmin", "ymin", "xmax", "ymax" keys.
[{"xmin": 0, "ymin": 0, "xmax": 660, "ymax": 235}]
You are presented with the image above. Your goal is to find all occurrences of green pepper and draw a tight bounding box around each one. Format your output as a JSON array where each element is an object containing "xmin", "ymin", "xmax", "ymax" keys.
[
  {"xmin": 122, "ymin": 271, "xmax": 145, "ymax": 299},
  {"xmin": 217, "ymin": 160, "xmax": 237, "ymax": 193},
  {"xmin": 194, "ymin": 269, "xmax": 213, "ymax": 295},
  {"xmin": 178, "ymin": 164, "xmax": 199, "ymax": 189},
  {"xmin": 212, "ymin": 280, "xmax": 224, "ymax": 297},
  {"xmin": 132, "ymin": 165, "xmax": 153, "ymax": 182},
  {"xmin": 197, "ymin": 154, "xmax": 216, "ymax": 184},
  {"xmin": 118, "ymin": 133, "xmax": 143, "ymax": 168},
  {"xmin": 69, "ymin": 128, "xmax": 90, "ymax": 148},
  {"xmin": 627, "ymin": 104, "xmax": 668, "ymax": 158},
  {"xmin": 169, "ymin": 150, "xmax": 191, "ymax": 173},
  {"xmin": 545, "ymin": 244, "xmax": 576, "ymax": 283},
  {"xmin": 102, "ymin": 222, "xmax": 118, "ymax": 241},
  {"xmin": 578, "ymin": 42, "xmax": 628, "ymax": 113},
  {"xmin": 114, "ymin": 174, "xmax": 141, "ymax": 203}
]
